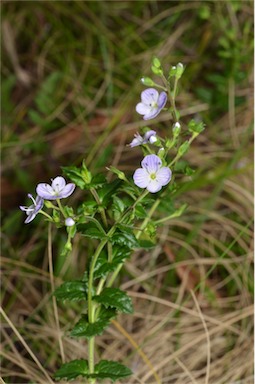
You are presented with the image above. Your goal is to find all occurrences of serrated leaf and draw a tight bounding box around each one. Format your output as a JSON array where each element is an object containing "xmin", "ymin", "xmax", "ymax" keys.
[
  {"xmin": 111, "ymin": 227, "xmax": 139, "ymax": 249},
  {"xmin": 70, "ymin": 308, "xmax": 116, "ymax": 338},
  {"xmin": 62, "ymin": 165, "xmax": 87, "ymax": 189},
  {"xmin": 97, "ymin": 180, "xmax": 122, "ymax": 205},
  {"xmin": 134, "ymin": 204, "xmax": 147, "ymax": 219},
  {"xmin": 54, "ymin": 359, "xmax": 89, "ymax": 380},
  {"xmin": 78, "ymin": 222, "xmax": 106, "ymax": 240},
  {"xmin": 54, "ymin": 280, "xmax": 87, "ymax": 301},
  {"xmin": 93, "ymin": 360, "xmax": 132, "ymax": 382},
  {"xmin": 94, "ymin": 288, "xmax": 133, "ymax": 314}
]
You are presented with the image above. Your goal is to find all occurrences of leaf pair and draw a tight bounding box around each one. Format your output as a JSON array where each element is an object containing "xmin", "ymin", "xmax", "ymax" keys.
[{"xmin": 54, "ymin": 359, "xmax": 132, "ymax": 382}]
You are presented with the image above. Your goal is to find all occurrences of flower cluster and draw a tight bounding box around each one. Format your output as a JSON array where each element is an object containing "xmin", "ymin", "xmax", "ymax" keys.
[
  {"xmin": 20, "ymin": 176, "xmax": 75, "ymax": 223},
  {"xmin": 132, "ymin": 85, "xmax": 172, "ymax": 193}
]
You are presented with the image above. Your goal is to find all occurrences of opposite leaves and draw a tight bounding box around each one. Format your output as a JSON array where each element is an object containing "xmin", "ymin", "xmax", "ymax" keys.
[{"xmin": 54, "ymin": 359, "xmax": 132, "ymax": 382}]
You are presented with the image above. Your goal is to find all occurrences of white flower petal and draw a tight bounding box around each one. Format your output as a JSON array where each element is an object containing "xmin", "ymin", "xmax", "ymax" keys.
[
  {"xmin": 156, "ymin": 167, "xmax": 172, "ymax": 186},
  {"xmin": 143, "ymin": 108, "xmax": 161, "ymax": 120},
  {"xmin": 36, "ymin": 183, "xmax": 55, "ymax": 199},
  {"xmin": 133, "ymin": 168, "xmax": 150, "ymax": 188},
  {"xmin": 136, "ymin": 103, "xmax": 151, "ymax": 115},
  {"xmin": 52, "ymin": 176, "xmax": 66, "ymax": 191},
  {"xmin": 147, "ymin": 180, "xmax": 162, "ymax": 193},
  {"xmin": 59, "ymin": 183, "xmax": 75, "ymax": 198}
]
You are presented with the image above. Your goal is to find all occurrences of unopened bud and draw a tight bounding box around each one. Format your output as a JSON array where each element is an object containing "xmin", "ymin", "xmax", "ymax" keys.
[
  {"xmin": 152, "ymin": 57, "xmax": 161, "ymax": 68},
  {"xmin": 141, "ymin": 77, "xmax": 155, "ymax": 86},
  {"xmin": 176, "ymin": 63, "xmax": 184, "ymax": 79},
  {"xmin": 65, "ymin": 217, "xmax": 75, "ymax": 227}
]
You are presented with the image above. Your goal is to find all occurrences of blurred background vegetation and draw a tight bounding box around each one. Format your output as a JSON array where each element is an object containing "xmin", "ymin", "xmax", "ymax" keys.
[{"xmin": 1, "ymin": 1, "xmax": 254, "ymax": 383}]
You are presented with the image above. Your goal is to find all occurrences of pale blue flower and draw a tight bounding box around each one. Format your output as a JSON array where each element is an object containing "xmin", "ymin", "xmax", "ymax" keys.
[
  {"xmin": 20, "ymin": 194, "xmax": 44, "ymax": 223},
  {"xmin": 129, "ymin": 130, "xmax": 157, "ymax": 147},
  {"xmin": 133, "ymin": 154, "xmax": 172, "ymax": 193},
  {"xmin": 136, "ymin": 88, "xmax": 167, "ymax": 120},
  {"xmin": 36, "ymin": 176, "xmax": 75, "ymax": 200}
]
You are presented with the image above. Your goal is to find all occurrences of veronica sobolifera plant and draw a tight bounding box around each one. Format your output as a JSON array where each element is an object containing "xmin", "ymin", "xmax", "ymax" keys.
[{"xmin": 20, "ymin": 57, "xmax": 204, "ymax": 383}]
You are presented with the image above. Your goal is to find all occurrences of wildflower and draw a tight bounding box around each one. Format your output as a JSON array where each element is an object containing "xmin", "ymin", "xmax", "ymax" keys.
[
  {"xmin": 36, "ymin": 176, "xmax": 75, "ymax": 200},
  {"xmin": 65, "ymin": 217, "xmax": 75, "ymax": 227},
  {"xmin": 129, "ymin": 130, "xmax": 157, "ymax": 147},
  {"xmin": 20, "ymin": 194, "xmax": 44, "ymax": 224},
  {"xmin": 136, "ymin": 88, "xmax": 167, "ymax": 120},
  {"xmin": 133, "ymin": 154, "xmax": 172, "ymax": 193}
]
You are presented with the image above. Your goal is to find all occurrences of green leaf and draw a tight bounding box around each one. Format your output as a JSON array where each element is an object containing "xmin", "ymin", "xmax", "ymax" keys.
[
  {"xmin": 62, "ymin": 165, "xmax": 87, "ymax": 189},
  {"xmin": 54, "ymin": 280, "xmax": 87, "ymax": 301},
  {"xmin": 78, "ymin": 222, "xmax": 106, "ymax": 240},
  {"xmin": 54, "ymin": 359, "xmax": 89, "ymax": 380},
  {"xmin": 178, "ymin": 140, "xmax": 190, "ymax": 156},
  {"xmin": 93, "ymin": 360, "xmax": 132, "ymax": 382},
  {"xmin": 54, "ymin": 359, "xmax": 132, "ymax": 382},
  {"xmin": 111, "ymin": 227, "xmax": 139, "ymax": 249},
  {"xmin": 112, "ymin": 195, "xmax": 126, "ymax": 220},
  {"xmin": 97, "ymin": 180, "xmax": 122, "ymax": 205},
  {"xmin": 94, "ymin": 287, "xmax": 133, "ymax": 314},
  {"xmin": 70, "ymin": 308, "xmax": 116, "ymax": 339},
  {"xmin": 134, "ymin": 204, "xmax": 147, "ymax": 219},
  {"xmin": 93, "ymin": 246, "xmax": 130, "ymax": 279}
]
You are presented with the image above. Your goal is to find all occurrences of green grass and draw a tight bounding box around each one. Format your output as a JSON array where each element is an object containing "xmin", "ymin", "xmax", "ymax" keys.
[{"xmin": 1, "ymin": 1, "xmax": 253, "ymax": 383}]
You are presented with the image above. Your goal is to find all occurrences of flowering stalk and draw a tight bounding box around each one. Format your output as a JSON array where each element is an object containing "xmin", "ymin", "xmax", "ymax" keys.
[{"xmin": 19, "ymin": 57, "xmax": 204, "ymax": 383}]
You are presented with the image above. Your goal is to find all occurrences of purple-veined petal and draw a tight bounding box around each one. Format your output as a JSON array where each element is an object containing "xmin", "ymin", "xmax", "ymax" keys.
[
  {"xmin": 136, "ymin": 102, "xmax": 151, "ymax": 115},
  {"xmin": 141, "ymin": 88, "xmax": 159, "ymax": 105},
  {"xmin": 25, "ymin": 212, "xmax": 37, "ymax": 224},
  {"xmin": 143, "ymin": 108, "xmax": 161, "ymax": 120},
  {"xmin": 141, "ymin": 154, "xmax": 162, "ymax": 174},
  {"xmin": 156, "ymin": 167, "xmax": 172, "ymax": 186},
  {"xmin": 129, "ymin": 133, "xmax": 143, "ymax": 147},
  {"xmin": 158, "ymin": 91, "xmax": 167, "ymax": 109},
  {"xmin": 36, "ymin": 183, "xmax": 55, "ymax": 199},
  {"xmin": 133, "ymin": 168, "xmax": 150, "ymax": 188},
  {"xmin": 58, "ymin": 183, "xmax": 75, "ymax": 199},
  {"xmin": 51, "ymin": 176, "xmax": 66, "ymax": 191},
  {"xmin": 147, "ymin": 180, "xmax": 163, "ymax": 193},
  {"xmin": 143, "ymin": 130, "xmax": 156, "ymax": 142}
]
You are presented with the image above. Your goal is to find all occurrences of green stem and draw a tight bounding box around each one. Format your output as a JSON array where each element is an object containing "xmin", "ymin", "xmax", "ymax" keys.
[
  {"xmin": 136, "ymin": 199, "xmax": 160, "ymax": 240},
  {"xmin": 56, "ymin": 199, "xmax": 66, "ymax": 218},
  {"xmin": 168, "ymin": 132, "xmax": 198, "ymax": 168},
  {"xmin": 161, "ymin": 74, "xmax": 179, "ymax": 123},
  {"xmin": 39, "ymin": 210, "xmax": 53, "ymax": 221},
  {"xmin": 90, "ymin": 188, "xmax": 108, "ymax": 228},
  {"xmin": 87, "ymin": 189, "xmax": 149, "ymax": 378}
]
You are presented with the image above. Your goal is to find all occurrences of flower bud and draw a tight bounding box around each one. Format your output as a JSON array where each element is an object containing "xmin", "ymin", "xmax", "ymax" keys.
[
  {"xmin": 172, "ymin": 122, "xmax": 181, "ymax": 137},
  {"xmin": 151, "ymin": 65, "xmax": 163, "ymax": 76},
  {"xmin": 152, "ymin": 57, "xmax": 161, "ymax": 68},
  {"xmin": 81, "ymin": 161, "xmax": 92, "ymax": 184},
  {"xmin": 141, "ymin": 77, "xmax": 155, "ymax": 86},
  {"xmin": 65, "ymin": 217, "xmax": 75, "ymax": 227},
  {"xmin": 176, "ymin": 63, "xmax": 184, "ymax": 79},
  {"xmin": 168, "ymin": 65, "xmax": 177, "ymax": 77}
]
